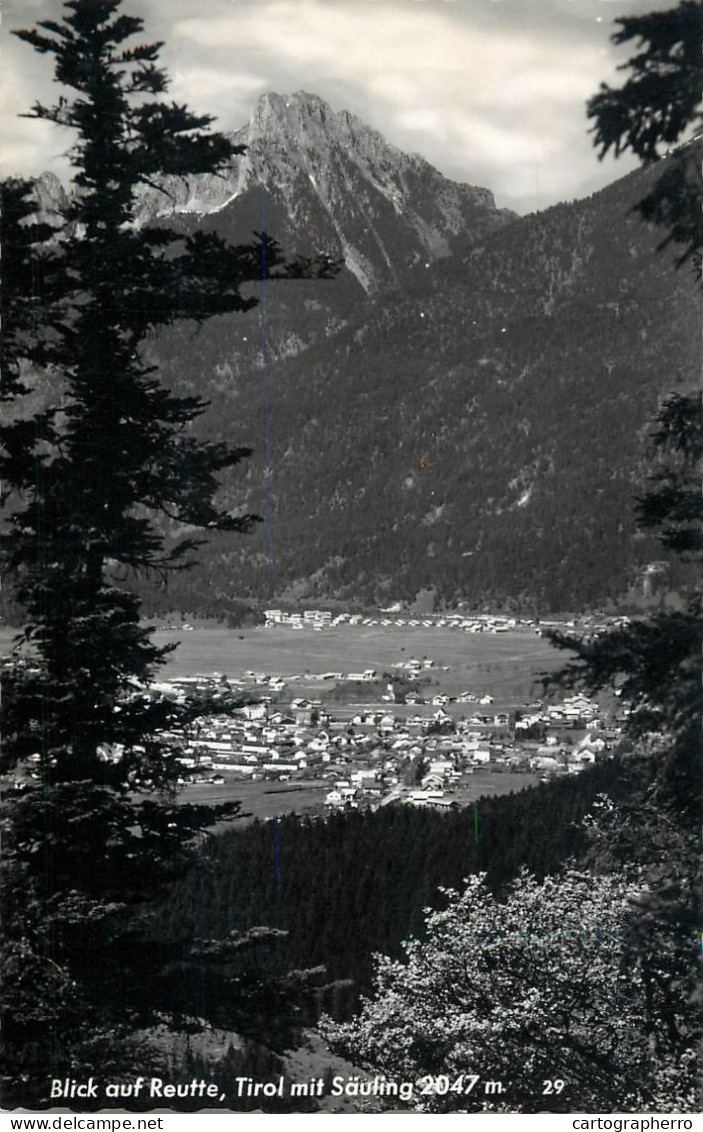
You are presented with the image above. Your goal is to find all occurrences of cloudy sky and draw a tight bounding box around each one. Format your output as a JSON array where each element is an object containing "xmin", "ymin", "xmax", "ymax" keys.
[{"xmin": 1, "ymin": 0, "xmax": 674, "ymax": 214}]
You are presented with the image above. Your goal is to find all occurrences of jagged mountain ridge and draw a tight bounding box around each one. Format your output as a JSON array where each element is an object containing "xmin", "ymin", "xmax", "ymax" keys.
[
  {"xmin": 28, "ymin": 91, "xmax": 513, "ymax": 373},
  {"xmin": 134, "ymin": 90, "xmax": 514, "ymax": 294}
]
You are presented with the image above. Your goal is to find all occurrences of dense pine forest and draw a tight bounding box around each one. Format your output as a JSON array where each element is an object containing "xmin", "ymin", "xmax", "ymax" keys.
[{"xmin": 154, "ymin": 758, "xmax": 629, "ymax": 1001}]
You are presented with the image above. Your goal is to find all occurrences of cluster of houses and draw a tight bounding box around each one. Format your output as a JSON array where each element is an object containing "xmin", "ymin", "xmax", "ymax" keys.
[
  {"xmin": 0, "ymin": 646, "xmax": 622, "ymax": 808},
  {"xmin": 145, "ymin": 673, "xmax": 621, "ymax": 812},
  {"xmin": 263, "ymin": 609, "xmax": 556, "ymax": 634},
  {"xmin": 264, "ymin": 609, "xmax": 336, "ymax": 630}
]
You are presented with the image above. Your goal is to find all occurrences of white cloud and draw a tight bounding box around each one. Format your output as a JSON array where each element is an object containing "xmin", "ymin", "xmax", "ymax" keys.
[
  {"xmin": 0, "ymin": 46, "xmax": 74, "ymax": 179},
  {"xmin": 171, "ymin": 67, "xmax": 268, "ymax": 102},
  {"xmin": 2, "ymin": 0, "xmax": 660, "ymax": 211},
  {"xmin": 171, "ymin": 0, "xmax": 628, "ymax": 209},
  {"xmin": 393, "ymin": 107, "xmax": 445, "ymax": 137}
]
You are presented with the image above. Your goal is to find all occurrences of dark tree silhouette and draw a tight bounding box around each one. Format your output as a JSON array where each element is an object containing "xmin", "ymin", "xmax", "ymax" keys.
[
  {"xmin": 588, "ymin": 0, "xmax": 703, "ymax": 270},
  {"xmin": 550, "ymin": 0, "xmax": 702, "ymax": 806},
  {"xmin": 0, "ymin": 0, "xmax": 336, "ymax": 1104},
  {"xmin": 546, "ymin": 3, "xmax": 702, "ymax": 1101}
]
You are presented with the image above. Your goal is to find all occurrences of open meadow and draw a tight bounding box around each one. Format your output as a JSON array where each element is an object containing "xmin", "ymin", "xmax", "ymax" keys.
[
  {"xmin": 153, "ymin": 624, "xmax": 568, "ymax": 712},
  {"xmin": 0, "ymin": 621, "xmax": 570, "ymax": 714},
  {"xmin": 0, "ymin": 622, "xmax": 568, "ymax": 695},
  {"xmin": 177, "ymin": 767, "xmax": 541, "ymax": 825}
]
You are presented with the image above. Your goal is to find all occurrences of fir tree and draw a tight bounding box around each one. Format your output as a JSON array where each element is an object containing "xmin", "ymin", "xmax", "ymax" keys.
[
  {"xmin": 550, "ymin": 0, "xmax": 702, "ymax": 808},
  {"xmin": 588, "ymin": 0, "xmax": 703, "ymax": 272},
  {"xmin": 545, "ymin": 1, "xmax": 702, "ymax": 1099},
  {"xmin": 0, "ymin": 0, "xmax": 336, "ymax": 1104}
]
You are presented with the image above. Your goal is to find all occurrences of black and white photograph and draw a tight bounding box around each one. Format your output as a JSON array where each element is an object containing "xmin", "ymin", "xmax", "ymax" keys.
[{"xmin": 1, "ymin": 0, "xmax": 700, "ymax": 1119}]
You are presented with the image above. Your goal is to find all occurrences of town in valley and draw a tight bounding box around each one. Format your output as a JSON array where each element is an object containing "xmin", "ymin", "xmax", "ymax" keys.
[{"xmin": 0, "ymin": 607, "xmax": 626, "ymax": 821}]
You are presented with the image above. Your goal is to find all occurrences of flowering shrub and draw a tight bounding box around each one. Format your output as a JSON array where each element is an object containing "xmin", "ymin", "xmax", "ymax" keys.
[{"xmin": 321, "ymin": 868, "xmax": 698, "ymax": 1112}]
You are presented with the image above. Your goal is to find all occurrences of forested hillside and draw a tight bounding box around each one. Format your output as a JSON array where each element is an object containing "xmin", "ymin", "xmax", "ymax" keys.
[
  {"xmin": 3, "ymin": 114, "xmax": 698, "ymax": 625},
  {"xmin": 137, "ymin": 155, "xmax": 699, "ymax": 616},
  {"xmin": 155, "ymin": 757, "xmax": 628, "ymax": 1002}
]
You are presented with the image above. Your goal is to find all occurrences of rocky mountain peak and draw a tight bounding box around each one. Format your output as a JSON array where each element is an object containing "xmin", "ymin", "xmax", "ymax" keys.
[
  {"xmin": 28, "ymin": 171, "xmax": 69, "ymax": 228},
  {"xmin": 240, "ymin": 89, "xmax": 491, "ymax": 210},
  {"xmin": 220, "ymin": 90, "xmax": 513, "ymax": 291},
  {"xmin": 26, "ymin": 91, "xmax": 514, "ymax": 294}
]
